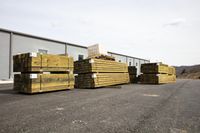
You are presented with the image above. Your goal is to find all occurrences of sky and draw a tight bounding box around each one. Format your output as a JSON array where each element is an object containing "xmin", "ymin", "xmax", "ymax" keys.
[{"xmin": 0, "ymin": 0, "xmax": 200, "ymax": 66}]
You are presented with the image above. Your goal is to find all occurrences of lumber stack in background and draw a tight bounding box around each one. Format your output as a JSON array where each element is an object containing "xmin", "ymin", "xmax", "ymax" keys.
[
  {"xmin": 74, "ymin": 56, "xmax": 129, "ymax": 88},
  {"xmin": 140, "ymin": 63, "xmax": 176, "ymax": 84},
  {"xmin": 13, "ymin": 53, "xmax": 74, "ymax": 94},
  {"xmin": 128, "ymin": 66, "xmax": 137, "ymax": 83}
]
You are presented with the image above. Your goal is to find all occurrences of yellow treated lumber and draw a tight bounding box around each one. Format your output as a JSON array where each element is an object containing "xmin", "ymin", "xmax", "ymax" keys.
[
  {"xmin": 13, "ymin": 53, "xmax": 74, "ymax": 72},
  {"xmin": 14, "ymin": 74, "xmax": 74, "ymax": 94},
  {"xmin": 74, "ymin": 58, "xmax": 128, "ymax": 74},
  {"xmin": 76, "ymin": 73, "xmax": 129, "ymax": 88}
]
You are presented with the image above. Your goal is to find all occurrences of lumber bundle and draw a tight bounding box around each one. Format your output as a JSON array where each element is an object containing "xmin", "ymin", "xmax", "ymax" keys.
[
  {"xmin": 13, "ymin": 53, "xmax": 74, "ymax": 94},
  {"xmin": 141, "ymin": 63, "xmax": 169, "ymax": 74},
  {"xmin": 14, "ymin": 74, "xmax": 74, "ymax": 94},
  {"xmin": 13, "ymin": 53, "xmax": 73, "ymax": 72},
  {"xmin": 74, "ymin": 58, "xmax": 127, "ymax": 74},
  {"xmin": 128, "ymin": 66, "xmax": 137, "ymax": 83},
  {"xmin": 76, "ymin": 73, "xmax": 129, "ymax": 88},
  {"xmin": 140, "ymin": 63, "xmax": 176, "ymax": 84},
  {"xmin": 75, "ymin": 58, "xmax": 129, "ymax": 88}
]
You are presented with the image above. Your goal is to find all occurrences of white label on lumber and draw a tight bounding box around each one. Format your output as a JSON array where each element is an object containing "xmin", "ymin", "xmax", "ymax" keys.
[
  {"xmin": 92, "ymin": 74, "xmax": 97, "ymax": 78},
  {"xmin": 43, "ymin": 72, "xmax": 50, "ymax": 74},
  {"xmin": 156, "ymin": 74, "xmax": 160, "ymax": 77},
  {"xmin": 89, "ymin": 59, "xmax": 94, "ymax": 63},
  {"xmin": 30, "ymin": 74, "xmax": 38, "ymax": 79},
  {"xmin": 30, "ymin": 52, "xmax": 37, "ymax": 57}
]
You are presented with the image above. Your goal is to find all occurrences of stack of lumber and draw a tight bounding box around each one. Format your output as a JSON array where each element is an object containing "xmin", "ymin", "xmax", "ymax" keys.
[
  {"xmin": 74, "ymin": 58, "xmax": 129, "ymax": 88},
  {"xmin": 128, "ymin": 66, "xmax": 137, "ymax": 83},
  {"xmin": 140, "ymin": 63, "xmax": 176, "ymax": 84},
  {"xmin": 13, "ymin": 53, "xmax": 73, "ymax": 72},
  {"xmin": 74, "ymin": 58, "xmax": 127, "ymax": 73},
  {"xmin": 13, "ymin": 53, "xmax": 74, "ymax": 94},
  {"xmin": 76, "ymin": 73, "xmax": 129, "ymax": 88}
]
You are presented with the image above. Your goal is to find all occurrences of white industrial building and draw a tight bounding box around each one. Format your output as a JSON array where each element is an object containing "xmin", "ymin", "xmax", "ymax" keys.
[{"xmin": 0, "ymin": 28, "xmax": 150, "ymax": 80}]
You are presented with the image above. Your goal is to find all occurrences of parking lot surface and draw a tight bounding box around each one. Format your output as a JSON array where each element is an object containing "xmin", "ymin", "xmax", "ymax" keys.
[{"xmin": 0, "ymin": 79, "xmax": 200, "ymax": 133}]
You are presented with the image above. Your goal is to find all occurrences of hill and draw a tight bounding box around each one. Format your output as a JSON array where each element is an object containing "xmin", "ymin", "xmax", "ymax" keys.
[{"xmin": 175, "ymin": 64, "xmax": 200, "ymax": 79}]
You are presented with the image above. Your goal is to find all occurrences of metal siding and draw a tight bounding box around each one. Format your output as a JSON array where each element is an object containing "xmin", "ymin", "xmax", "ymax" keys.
[
  {"xmin": 12, "ymin": 34, "xmax": 66, "ymax": 54},
  {"xmin": 140, "ymin": 60, "xmax": 145, "ymax": 65},
  {"xmin": 127, "ymin": 57, "xmax": 134, "ymax": 66},
  {"xmin": 0, "ymin": 31, "xmax": 10, "ymax": 79},
  {"xmin": 67, "ymin": 45, "xmax": 88, "ymax": 61},
  {"xmin": 11, "ymin": 34, "xmax": 66, "ymax": 78},
  {"xmin": 111, "ymin": 54, "xmax": 126, "ymax": 63}
]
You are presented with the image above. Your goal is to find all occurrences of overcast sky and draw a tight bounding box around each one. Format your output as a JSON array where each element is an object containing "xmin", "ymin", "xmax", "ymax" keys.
[{"xmin": 0, "ymin": 0, "xmax": 200, "ymax": 66}]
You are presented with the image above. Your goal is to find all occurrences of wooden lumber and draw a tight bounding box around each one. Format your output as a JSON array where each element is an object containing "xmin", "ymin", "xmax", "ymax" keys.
[
  {"xmin": 14, "ymin": 74, "xmax": 74, "ymax": 94},
  {"xmin": 141, "ymin": 63, "xmax": 169, "ymax": 74},
  {"xmin": 140, "ymin": 74, "xmax": 176, "ymax": 84},
  {"xmin": 76, "ymin": 73, "xmax": 129, "ymax": 88},
  {"xmin": 168, "ymin": 66, "xmax": 176, "ymax": 75},
  {"xmin": 13, "ymin": 53, "xmax": 74, "ymax": 72},
  {"xmin": 129, "ymin": 75, "xmax": 137, "ymax": 83},
  {"xmin": 74, "ymin": 58, "xmax": 128, "ymax": 74},
  {"xmin": 128, "ymin": 66, "xmax": 137, "ymax": 75},
  {"xmin": 88, "ymin": 54, "xmax": 115, "ymax": 61}
]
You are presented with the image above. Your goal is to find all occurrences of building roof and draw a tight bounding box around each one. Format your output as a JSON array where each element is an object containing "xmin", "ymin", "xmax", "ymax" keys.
[{"xmin": 0, "ymin": 28, "xmax": 149, "ymax": 61}]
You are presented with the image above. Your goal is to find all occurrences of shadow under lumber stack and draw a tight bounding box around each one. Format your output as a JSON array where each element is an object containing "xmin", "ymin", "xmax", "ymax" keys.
[
  {"xmin": 13, "ymin": 53, "xmax": 74, "ymax": 94},
  {"xmin": 74, "ymin": 55, "xmax": 130, "ymax": 88},
  {"xmin": 140, "ymin": 63, "xmax": 176, "ymax": 84}
]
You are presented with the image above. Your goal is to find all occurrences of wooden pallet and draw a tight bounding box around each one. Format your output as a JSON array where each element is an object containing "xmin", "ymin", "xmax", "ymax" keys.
[
  {"xmin": 14, "ymin": 74, "xmax": 74, "ymax": 94},
  {"xmin": 74, "ymin": 58, "xmax": 128, "ymax": 74},
  {"xmin": 13, "ymin": 53, "xmax": 74, "ymax": 72},
  {"xmin": 140, "ymin": 74, "xmax": 176, "ymax": 84},
  {"xmin": 76, "ymin": 73, "xmax": 130, "ymax": 88},
  {"xmin": 141, "ymin": 63, "xmax": 169, "ymax": 74}
]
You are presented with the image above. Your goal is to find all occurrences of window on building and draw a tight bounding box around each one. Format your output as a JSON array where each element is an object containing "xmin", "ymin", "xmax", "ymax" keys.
[
  {"xmin": 136, "ymin": 62, "xmax": 138, "ymax": 66},
  {"xmin": 78, "ymin": 55, "xmax": 84, "ymax": 61},
  {"xmin": 119, "ymin": 60, "xmax": 121, "ymax": 62},
  {"xmin": 38, "ymin": 49, "xmax": 48, "ymax": 54},
  {"xmin": 129, "ymin": 62, "xmax": 132, "ymax": 66}
]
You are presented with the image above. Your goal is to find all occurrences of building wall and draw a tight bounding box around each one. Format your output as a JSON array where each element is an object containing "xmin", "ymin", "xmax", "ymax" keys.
[
  {"xmin": 12, "ymin": 34, "xmax": 66, "ymax": 55},
  {"xmin": 127, "ymin": 57, "xmax": 134, "ymax": 66},
  {"xmin": 0, "ymin": 29, "xmax": 149, "ymax": 80},
  {"xmin": 109, "ymin": 54, "xmax": 127, "ymax": 63},
  {"xmin": 67, "ymin": 45, "xmax": 88, "ymax": 61},
  {"xmin": 0, "ymin": 31, "xmax": 10, "ymax": 79}
]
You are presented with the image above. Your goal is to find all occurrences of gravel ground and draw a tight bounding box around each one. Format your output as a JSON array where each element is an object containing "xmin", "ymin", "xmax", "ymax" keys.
[{"xmin": 0, "ymin": 79, "xmax": 200, "ymax": 133}]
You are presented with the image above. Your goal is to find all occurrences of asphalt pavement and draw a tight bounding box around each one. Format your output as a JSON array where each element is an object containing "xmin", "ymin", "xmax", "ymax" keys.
[{"xmin": 0, "ymin": 79, "xmax": 200, "ymax": 133}]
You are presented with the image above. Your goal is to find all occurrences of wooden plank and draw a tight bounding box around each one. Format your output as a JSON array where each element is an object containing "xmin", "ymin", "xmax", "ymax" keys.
[{"xmin": 14, "ymin": 74, "xmax": 74, "ymax": 94}]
